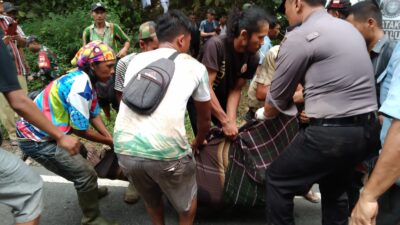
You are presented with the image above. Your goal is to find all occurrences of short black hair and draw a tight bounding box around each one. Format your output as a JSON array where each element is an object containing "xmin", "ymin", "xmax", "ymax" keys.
[
  {"xmin": 349, "ymin": 1, "xmax": 382, "ymax": 28},
  {"xmin": 329, "ymin": 8, "xmax": 351, "ymax": 18},
  {"xmin": 268, "ymin": 16, "xmax": 280, "ymax": 29},
  {"xmin": 226, "ymin": 6, "xmax": 270, "ymax": 40},
  {"xmin": 156, "ymin": 10, "xmax": 193, "ymax": 43}
]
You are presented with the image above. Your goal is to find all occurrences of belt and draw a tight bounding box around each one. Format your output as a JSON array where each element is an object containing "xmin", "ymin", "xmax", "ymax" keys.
[{"xmin": 309, "ymin": 112, "xmax": 377, "ymax": 127}]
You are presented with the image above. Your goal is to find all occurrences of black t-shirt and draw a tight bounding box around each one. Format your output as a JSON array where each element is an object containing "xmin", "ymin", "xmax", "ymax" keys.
[
  {"xmin": 201, "ymin": 35, "xmax": 259, "ymax": 112},
  {"xmin": 0, "ymin": 30, "xmax": 20, "ymax": 93}
]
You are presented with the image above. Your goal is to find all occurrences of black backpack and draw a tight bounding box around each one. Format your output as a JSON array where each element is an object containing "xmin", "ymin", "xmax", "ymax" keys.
[{"xmin": 122, "ymin": 51, "xmax": 180, "ymax": 115}]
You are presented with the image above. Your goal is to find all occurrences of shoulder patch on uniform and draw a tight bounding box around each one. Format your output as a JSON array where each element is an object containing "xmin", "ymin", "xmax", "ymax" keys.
[{"xmin": 306, "ymin": 32, "xmax": 320, "ymax": 42}]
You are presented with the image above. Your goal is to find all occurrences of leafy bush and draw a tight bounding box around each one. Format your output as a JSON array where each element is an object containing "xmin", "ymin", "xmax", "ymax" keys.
[
  {"xmin": 23, "ymin": 10, "xmax": 92, "ymax": 76},
  {"xmin": 22, "ymin": 8, "xmax": 131, "ymax": 91}
]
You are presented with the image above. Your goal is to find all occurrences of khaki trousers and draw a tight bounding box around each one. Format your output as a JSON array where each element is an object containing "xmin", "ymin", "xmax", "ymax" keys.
[{"xmin": 0, "ymin": 76, "xmax": 28, "ymax": 140}]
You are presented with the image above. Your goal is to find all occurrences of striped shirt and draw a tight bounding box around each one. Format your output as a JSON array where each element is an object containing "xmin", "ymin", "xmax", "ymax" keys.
[
  {"xmin": 114, "ymin": 52, "xmax": 137, "ymax": 92},
  {"xmin": 0, "ymin": 15, "xmax": 29, "ymax": 76}
]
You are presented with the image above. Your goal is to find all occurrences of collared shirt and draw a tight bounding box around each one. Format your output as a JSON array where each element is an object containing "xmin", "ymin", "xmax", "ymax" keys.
[
  {"xmin": 248, "ymin": 45, "xmax": 280, "ymax": 109},
  {"xmin": 199, "ymin": 19, "xmax": 218, "ymax": 43},
  {"xmin": 0, "ymin": 15, "xmax": 29, "ymax": 76},
  {"xmin": 377, "ymin": 42, "xmax": 400, "ymax": 143},
  {"xmin": 16, "ymin": 69, "xmax": 100, "ymax": 142},
  {"xmin": 268, "ymin": 10, "xmax": 377, "ymax": 118},
  {"xmin": 377, "ymin": 42, "xmax": 400, "ymax": 187},
  {"xmin": 83, "ymin": 21, "xmax": 130, "ymax": 52},
  {"xmin": 258, "ymin": 36, "xmax": 272, "ymax": 64},
  {"xmin": 370, "ymin": 35, "xmax": 397, "ymax": 104},
  {"xmin": 371, "ymin": 35, "xmax": 390, "ymax": 78}
]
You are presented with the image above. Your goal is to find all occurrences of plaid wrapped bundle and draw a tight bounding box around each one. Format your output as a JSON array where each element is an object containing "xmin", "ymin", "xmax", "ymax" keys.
[{"xmin": 223, "ymin": 114, "xmax": 299, "ymax": 207}]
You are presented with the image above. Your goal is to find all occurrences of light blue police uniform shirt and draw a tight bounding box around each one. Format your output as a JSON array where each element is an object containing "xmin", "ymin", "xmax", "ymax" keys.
[
  {"xmin": 258, "ymin": 36, "xmax": 272, "ymax": 64},
  {"xmin": 377, "ymin": 42, "xmax": 400, "ymax": 186}
]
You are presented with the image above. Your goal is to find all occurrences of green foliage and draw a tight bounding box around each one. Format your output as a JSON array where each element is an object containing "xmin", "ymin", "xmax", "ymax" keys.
[
  {"xmin": 21, "ymin": 8, "xmax": 132, "ymax": 92},
  {"xmin": 21, "ymin": 9, "xmax": 92, "ymax": 91},
  {"xmin": 169, "ymin": 0, "xmax": 280, "ymax": 17},
  {"xmin": 10, "ymin": 0, "xmax": 282, "ymax": 92},
  {"xmin": 12, "ymin": 0, "xmax": 139, "ymax": 33}
]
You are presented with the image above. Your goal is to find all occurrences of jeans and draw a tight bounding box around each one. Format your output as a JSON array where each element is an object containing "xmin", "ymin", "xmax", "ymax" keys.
[
  {"xmin": 18, "ymin": 140, "xmax": 98, "ymax": 192},
  {"xmin": 265, "ymin": 118, "xmax": 381, "ymax": 225}
]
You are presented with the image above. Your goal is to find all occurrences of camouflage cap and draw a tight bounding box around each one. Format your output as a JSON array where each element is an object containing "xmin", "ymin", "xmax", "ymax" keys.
[{"xmin": 138, "ymin": 21, "xmax": 157, "ymax": 40}]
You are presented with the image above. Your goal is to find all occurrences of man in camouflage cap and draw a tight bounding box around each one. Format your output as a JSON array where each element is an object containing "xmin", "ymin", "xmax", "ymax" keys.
[
  {"xmin": 137, "ymin": 21, "xmax": 157, "ymax": 41},
  {"xmin": 114, "ymin": 21, "xmax": 159, "ymax": 103}
]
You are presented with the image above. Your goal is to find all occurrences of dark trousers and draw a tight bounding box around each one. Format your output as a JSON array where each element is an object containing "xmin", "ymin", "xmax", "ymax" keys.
[
  {"xmin": 187, "ymin": 97, "xmax": 197, "ymax": 136},
  {"xmin": 377, "ymin": 184, "xmax": 400, "ymax": 225},
  {"xmin": 265, "ymin": 119, "xmax": 380, "ymax": 225},
  {"xmin": 346, "ymin": 170, "xmax": 364, "ymax": 215}
]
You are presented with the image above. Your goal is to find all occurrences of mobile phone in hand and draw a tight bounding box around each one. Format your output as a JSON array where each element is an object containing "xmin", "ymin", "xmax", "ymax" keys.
[{"xmin": 6, "ymin": 22, "xmax": 17, "ymax": 36}]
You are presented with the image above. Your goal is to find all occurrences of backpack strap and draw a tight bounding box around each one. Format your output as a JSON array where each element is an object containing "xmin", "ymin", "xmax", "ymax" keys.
[{"xmin": 168, "ymin": 51, "xmax": 180, "ymax": 61}]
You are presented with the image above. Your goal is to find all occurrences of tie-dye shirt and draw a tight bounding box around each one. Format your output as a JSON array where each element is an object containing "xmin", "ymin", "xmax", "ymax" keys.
[{"xmin": 16, "ymin": 69, "xmax": 100, "ymax": 142}]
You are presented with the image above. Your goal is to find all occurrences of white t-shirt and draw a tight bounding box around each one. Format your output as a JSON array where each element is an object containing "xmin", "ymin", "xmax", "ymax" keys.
[{"xmin": 114, "ymin": 48, "xmax": 210, "ymax": 160}]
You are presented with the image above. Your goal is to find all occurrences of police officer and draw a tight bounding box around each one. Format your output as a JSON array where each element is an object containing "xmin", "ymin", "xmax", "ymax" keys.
[{"xmin": 259, "ymin": 0, "xmax": 381, "ymax": 224}]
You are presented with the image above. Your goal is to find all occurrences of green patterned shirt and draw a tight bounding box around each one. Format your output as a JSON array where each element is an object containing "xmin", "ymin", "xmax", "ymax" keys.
[{"xmin": 83, "ymin": 21, "xmax": 130, "ymax": 52}]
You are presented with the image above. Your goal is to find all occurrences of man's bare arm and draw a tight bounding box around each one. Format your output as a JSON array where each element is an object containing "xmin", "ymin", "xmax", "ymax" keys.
[{"xmin": 4, "ymin": 90, "xmax": 80, "ymax": 155}]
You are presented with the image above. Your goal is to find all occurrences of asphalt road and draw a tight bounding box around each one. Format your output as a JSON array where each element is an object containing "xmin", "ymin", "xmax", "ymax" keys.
[{"xmin": 0, "ymin": 166, "xmax": 322, "ymax": 225}]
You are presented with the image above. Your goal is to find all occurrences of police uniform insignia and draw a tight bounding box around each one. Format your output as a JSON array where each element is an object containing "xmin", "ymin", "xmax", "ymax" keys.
[
  {"xmin": 306, "ymin": 32, "xmax": 320, "ymax": 42},
  {"xmin": 241, "ymin": 63, "xmax": 248, "ymax": 74}
]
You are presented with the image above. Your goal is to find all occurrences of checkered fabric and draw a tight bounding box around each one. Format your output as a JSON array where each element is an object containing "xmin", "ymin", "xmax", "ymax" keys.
[{"xmin": 223, "ymin": 115, "xmax": 299, "ymax": 207}]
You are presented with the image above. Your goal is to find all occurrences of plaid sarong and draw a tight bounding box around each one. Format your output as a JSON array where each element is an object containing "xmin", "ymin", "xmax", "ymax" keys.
[{"xmin": 223, "ymin": 114, "xmax": 299, "ymax": 207}]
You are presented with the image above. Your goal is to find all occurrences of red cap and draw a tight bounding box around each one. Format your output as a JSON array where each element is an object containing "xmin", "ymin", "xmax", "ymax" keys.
[{"xmin": 327, "ymin": 0, "xmax": 351, "ymax": 10}]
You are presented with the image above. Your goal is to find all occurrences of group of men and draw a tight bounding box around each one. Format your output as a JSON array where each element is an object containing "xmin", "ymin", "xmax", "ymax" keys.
[{"xmin": 1, "ymin": 1, "xmax": 400, "ymax": 225}]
